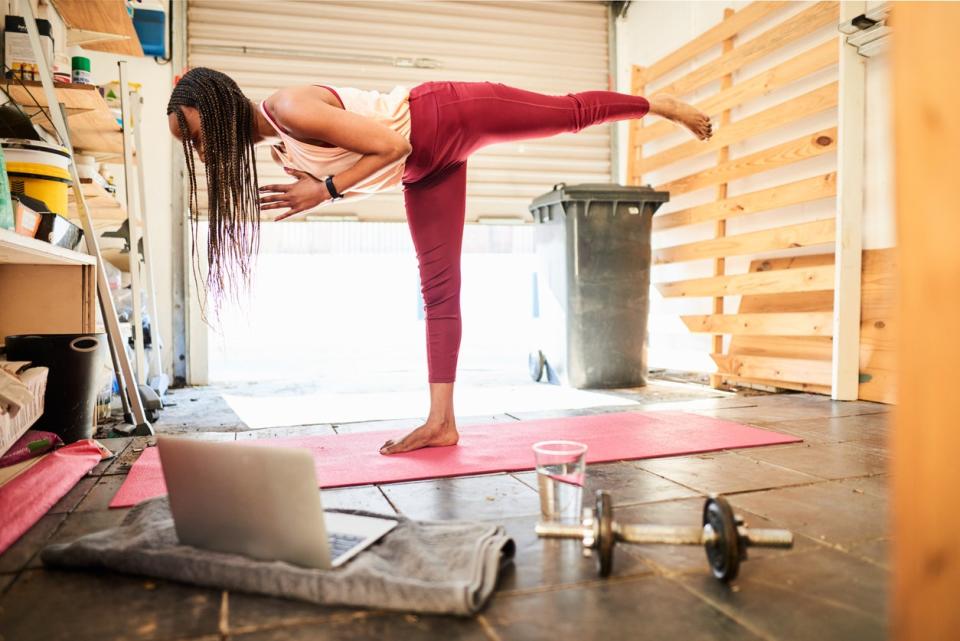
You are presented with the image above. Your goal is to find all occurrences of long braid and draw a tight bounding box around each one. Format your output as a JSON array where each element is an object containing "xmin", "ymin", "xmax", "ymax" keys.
[{"xmin": 167, "ymin": 67, "xmax": 260, "ymax": 314}]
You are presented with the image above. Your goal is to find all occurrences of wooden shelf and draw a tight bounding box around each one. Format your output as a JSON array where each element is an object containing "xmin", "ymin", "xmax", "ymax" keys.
[
  {"xmin": 0, "ymin": 228, "xmax": 94, "ymax": 266},
  {"xmin": 68, "ymin": 178, "xmax": 126, "ymax": 222},
  {"xmin": 4, "ymin": 81, "xmax": 123, "ymax": 158},
  {"xmin": 51, "ymin": 0, "xmax": 144, "ymax": 57}
]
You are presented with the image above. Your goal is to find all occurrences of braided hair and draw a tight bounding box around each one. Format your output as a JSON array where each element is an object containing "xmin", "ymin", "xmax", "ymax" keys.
[{"xmin": 167, "ymin": 67, "xmax": 260, "ymax": 312}]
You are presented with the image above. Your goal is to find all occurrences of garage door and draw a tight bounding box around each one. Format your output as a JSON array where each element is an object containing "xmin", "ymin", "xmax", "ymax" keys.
[{"xmin": 187, "ymin": 0, "xmax": 612, "ymax": 222}]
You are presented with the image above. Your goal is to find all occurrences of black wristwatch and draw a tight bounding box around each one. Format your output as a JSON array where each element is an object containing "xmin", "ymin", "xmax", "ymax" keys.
[{"xmin": 325, "ymin": 175, "xmax": 342, "ymax": 201}]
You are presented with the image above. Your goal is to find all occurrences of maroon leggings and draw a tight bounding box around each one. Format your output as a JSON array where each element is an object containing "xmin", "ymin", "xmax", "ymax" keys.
[{"xmin": 401, "ymin": 81, "xmax": 650, "ymax": 383}]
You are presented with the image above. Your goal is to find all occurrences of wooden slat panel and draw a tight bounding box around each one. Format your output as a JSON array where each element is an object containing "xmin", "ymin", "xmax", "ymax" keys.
[
  {"xmin": 655, "ymin": 127, "xmax": 837, "ymax": 197},
  {"xmin": 654, "ymin": 219, "xmax": 836, "ymax": 264},
  {"xmin": 711, "ymin": 353, "xmax": 832, "ymax": 386},
  {"xmin": 656, "ymin": 264, "xmax": 835, "ymax": 298},
  {"xmin": 642, "ymin": 2, "xmax": 786, "ymax": 84},
  {"xmin": 51, "ymin": 0, "xmax": 144, "ymax": 56},
  {"xmin": 718, "ymin": 373, "xmax": 831, "ymax": 395},
  {"xmin": 652, "ymin": 173, "xmax": 837, "ymax": 232},
  {"xmin": 640, "ymin": 82, "xmax": 839, "ymax": 175},
  {"xmin": 682, "ymin": 312, "xmax": 834, "ymax": 336},
  {"xmin": 653, "ymin": 2, "xmax": 839, "ymax": 100},
  {"xmin": 633, "ymin": 40, "xmax": 836, "ymax": 148}
]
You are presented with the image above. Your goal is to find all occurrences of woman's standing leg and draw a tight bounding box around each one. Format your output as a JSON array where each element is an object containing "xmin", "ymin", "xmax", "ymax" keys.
[{"xmin": 380, "ymin": 161, "xmax": 467, "ymax": 455}]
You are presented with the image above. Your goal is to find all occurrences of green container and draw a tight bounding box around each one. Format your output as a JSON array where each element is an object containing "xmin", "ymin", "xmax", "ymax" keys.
[{"xmin": 0, "ymin": 146, "xmax": 14, "ymax": 230}]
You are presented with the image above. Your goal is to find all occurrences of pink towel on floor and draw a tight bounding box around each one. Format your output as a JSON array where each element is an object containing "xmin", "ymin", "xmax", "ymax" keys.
[
  {"xmin": 0, "ymin": 440, "xmax": 104, "ymax": 554},
  {"xmin": 109, "ymin": 411, "xmax": 800, "ymax": 509}
]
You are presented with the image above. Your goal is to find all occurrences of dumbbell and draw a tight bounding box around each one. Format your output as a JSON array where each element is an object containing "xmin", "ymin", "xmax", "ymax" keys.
[{"xmin": 535, "ymin": 490, "xmax": 794, "ymax": 581}]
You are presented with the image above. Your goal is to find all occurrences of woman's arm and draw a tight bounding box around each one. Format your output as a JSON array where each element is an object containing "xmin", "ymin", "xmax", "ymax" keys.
[{"xmin": 269, "ymin": 86, "xmax": 410, "ymax": 194}]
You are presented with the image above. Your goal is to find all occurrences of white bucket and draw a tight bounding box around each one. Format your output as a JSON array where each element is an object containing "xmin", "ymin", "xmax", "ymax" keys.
[{"xmin": 0, "ymin": 139, "xmax": 71, "ymax": 171}]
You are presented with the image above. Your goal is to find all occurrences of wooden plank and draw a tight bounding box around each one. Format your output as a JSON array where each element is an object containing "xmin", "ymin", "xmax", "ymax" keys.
[
  {"xmin": 891, "ymin": 3, "xmax": 960, "ymax": 635},
  {"xmin": 718, "ymin": 372, "xmax": 831, "ymax": 395},
  {"xmin": 652, "ymin": 173, "xmax": 837, "ymax": 231},
  {"xmin": 0, "ymin": 264, "xmax": 90, "ymax": 337},
  {"xmin": 0, "ymin": 228, "xmax": 94, "ymax": 266},
  {"xmin": 652, "ymin": 2, "xmax": 839, "ymax": 100},
  {"xmin": 643, "ymin": 2, "xmax": 785, "ymax": 84},
  {"xmin": 632, "ymin": 40, "xmax": 836, "ymax": 149},
  {"xmin": 858, "ymin": 248, "xmax": 896, "ymax": 403},
  {"xmin": 656, "ymin": 264, "xmax": 835, "ymax": 298},
  {"xmin": 654, "ymin": 219, "xmax": 836, "ymax": 265},
  {"xmin": 51, "ymin": 0, "xmax": 143, "ymax": 57},
  {"xmin": 709, "ymin": 8, "xmax": 736, "ymax": 390},
  {"xmin": 640, "ymin": 82, "xmax": 839, "ymax": 175},
  {"xmin": 628, "ymin": 65, "xmax": 646, "ymax": 186},
  {"xmin": 683, "ymin": 312, "xmax": 834, "ymax": 336},
  {"xmin": 67, "ymin": 179, "xmax": 125, "ymax": 221},
  {"xmin": 655, "ymin": 127, "xmax": 837, "ymax": 197},
  {"xmin": 831, "ymin": 1, "xmax": 866, "ymax": 401},
  {"xmin": 711, "ymin": 353, "xmax": 832, "ymax": 386}
]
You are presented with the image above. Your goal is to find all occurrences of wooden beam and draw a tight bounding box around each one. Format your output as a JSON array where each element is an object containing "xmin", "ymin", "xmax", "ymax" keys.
[
  {"xmin": 717, "ymin": 372, "xmax": 831, "ymax": 395},
  {"xmin": 656, "ymin": 264, "xmax": 835, "ymax": 298},
  {"xmin": 628, "ymin": 65, "xmax": 646, "ymax": 186},
  {"xmin": 632, "ymin": 40, "xmax": 836, "ymax": 149},
  {"xmin": 683, "ymin": 312, "xmax": 834, "ymax": 336},
  {"xmin": 831, "ymin": 1, "xmax": 866, "ymax": 401},
  {"xmin": 652, "ymin": 2, "xmax": 839, "ymax": 100},
  {"xmin": 891, "ymin": 2, "xmax": 960, "ymax": 637},
  {"xmin": 709, "ymin": 10, "xmax": 736, "ymax": 390},
  {"xmin": 643, "ymin": 2, "xmax": 785, "ymax": 84},
  {"xmin": 711, "ymin": 353, "xmax": 832, "ymax": 386},
  {"xmin": 652, "ymin": 173, "xmax": 837, "ymax": 232},
  {"xmin": 654, "ymin": 219, "xmax": 836, "ymax": 264},
  {"xmin": 655, "ymin": 127, "xmax": 837, "ymax": 197},
  {"xmin": 639, "ymin": 82, "xmax": 839, "ymax": 175}
]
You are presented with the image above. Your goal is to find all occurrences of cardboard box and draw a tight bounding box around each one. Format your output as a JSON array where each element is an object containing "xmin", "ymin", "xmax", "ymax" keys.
[{"xmin": 0, "ymin": 366, "xmax": 48, "ymax": 458}]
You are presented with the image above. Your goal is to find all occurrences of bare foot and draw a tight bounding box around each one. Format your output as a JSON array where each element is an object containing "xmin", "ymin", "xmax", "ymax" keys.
[
  {"xmin": 379, "ymin": 419, "xmax": 459, "ymax": 455},
  {"xmin": 648, "ymin": 94, "xmax": 713, "ymax": 140}
]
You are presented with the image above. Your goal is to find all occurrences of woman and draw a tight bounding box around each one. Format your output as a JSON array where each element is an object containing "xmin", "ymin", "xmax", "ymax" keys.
[{"xmin": 167, "ymin": 68, "xmax": 711, "ymax": 455}]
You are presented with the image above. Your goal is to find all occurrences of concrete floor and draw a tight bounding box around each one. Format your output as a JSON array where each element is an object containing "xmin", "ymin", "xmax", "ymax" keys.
[{"xmin": 0, "ymin": 381, "xmax": 889, "ymax": 641}]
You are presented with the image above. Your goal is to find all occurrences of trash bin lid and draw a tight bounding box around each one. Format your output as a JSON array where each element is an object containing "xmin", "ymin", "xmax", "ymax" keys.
[{"xmin": 529, "ymin": 182, "xmax": 669, "ymax": 213}]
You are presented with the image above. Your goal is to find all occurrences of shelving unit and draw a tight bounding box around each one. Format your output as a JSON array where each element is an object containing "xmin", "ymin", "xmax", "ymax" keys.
[
  {"xmin": 51, "ymin": 0, "xmax": 144, "ymax": 57},
  {"xmin": 0, "ymin": 228, "xmax": 96, "ymax": 337},
  {"xmin": 4, "ymin": 80, "xmax": 122, "ymax": 159},
  {"xmin": 68, "ymin": 179, "xmax": 125, "ymax": 222}
]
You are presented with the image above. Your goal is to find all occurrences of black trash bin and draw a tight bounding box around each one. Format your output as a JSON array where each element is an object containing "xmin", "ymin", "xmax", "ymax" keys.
[
  {"xmin": 5, "ymin": 333, "xmax": 106, "ymax": 443},
  {"xmin": 528, "ymin": 183, "xmax": 669, "ymax": 389}
]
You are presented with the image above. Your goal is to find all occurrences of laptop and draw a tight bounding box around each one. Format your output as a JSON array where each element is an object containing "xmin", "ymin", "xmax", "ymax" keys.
[{"xmin": 157, "ymin": 436, "xmax": 397, "ymax": 569}]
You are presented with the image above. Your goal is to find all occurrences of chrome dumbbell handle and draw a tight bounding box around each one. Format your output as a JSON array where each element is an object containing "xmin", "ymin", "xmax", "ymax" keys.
[
  {"xmin": 617, "ymin": 524, "xmax": 705, "ymax": 545},
  {"xmin": 739, "ymin": 527, "xmax": 794, "ymax": 548},
  {"xmin": 534, "ymin": 521, "xmax": 592, "ymax": 541}
]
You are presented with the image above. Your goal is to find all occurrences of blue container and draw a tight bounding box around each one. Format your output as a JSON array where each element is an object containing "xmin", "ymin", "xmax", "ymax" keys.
[{"xmin": 133, "ymin": 8, "xmax": 166, "ymax": 58}]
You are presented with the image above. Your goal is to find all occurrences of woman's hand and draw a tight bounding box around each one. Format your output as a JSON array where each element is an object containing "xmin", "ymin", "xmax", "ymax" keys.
[{"xmin": 258, "ymin": 167, "xmax": 330, "ymax": 221}]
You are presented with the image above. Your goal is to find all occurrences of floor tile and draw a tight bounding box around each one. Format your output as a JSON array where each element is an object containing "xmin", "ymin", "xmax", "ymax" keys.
[
  {"xmin": 736, "ymin": 442, "xmax": 889, "ymax": 480},
  {"xmin": 613, "ymin": 498, "xmax": 812, "ymax": 576},
  {"xmin": 495, "ymin": 513, "xmax": 651, "ymax": 592},
  {"xmin": 486, "ymin": 574, "xmax": 760, "ymax": 641},
  {"xmin": 678, "ymin": 546, "xmax": 887, "ymax": 641},
  {"xmin": 0, "ymin": 513, "xmax": 66, "ymax": 573},
  {"xmin": 846, "ymin": 538, "xmax": 890, "ymax": 569},
  {"xmin": 333, "ymin": 418, "xmax": 422, "ymax": 435},
  {"xmin": 104, "ymin": 436, "xmax": 155, "ymax": 476},
  {"xmin": 513, "ymin": 461, "xmax": 699, "ymax": 508},
  {"xmin": 728, "ymin": 481, "xmax": 888, "ymax": 546},
  {"xmin": 86, "ymin": 437, "xmax": 132, "ymax": 477},
  {"xmin": 73, "ymin": 475, "xmax": 126, "ymax": 512},
  {"xmin": 236, "ymin": 424, "xmax": 335, "ymax": 440},
  {"xmin": 25, "ymin": 509, "xmax": 131, "ymax": 569},
  {"xmin": 321, "ymin": 486, "xmax": 395, "ymax": 514},
  {"xmin": 230, "ymin": 609, "xmax": 488, "ymax": 641},
  {"xmin": 0, "ymin": 569, "xmax": 221, "ymax": 641},
  {"xmin": 48, "ymin": 476, "xmax": 96, "ymax": 514},
  {"xmin": 0, "ymin": 574, "xmax": 12, "ymax": 595},
  {"xmin": 834, "ymin": 475, "xmax": 888, "ymax": 499},
  {"xmin": 692, "ymin": 400, "xmax": 888, "ymax": 425},
  {"xmin": 636, "ymin": 451, "xmax": 819, "ymax": 495},
  {"xmin": 165, "ymin": 430, "xmax": 239, "ymax": 440},
  {"xmin": 756, "ymin": 413, "xmax": 889, "ymax": 447},
  {"xmin": 380, "ymin": 474, "xmax": 540, "ymax": 521}
]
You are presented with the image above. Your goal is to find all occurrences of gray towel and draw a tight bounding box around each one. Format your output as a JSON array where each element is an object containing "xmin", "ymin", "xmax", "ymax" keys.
[{"xmin": 41, "ymin": 497, "xmax": 515, "ymax": 616}]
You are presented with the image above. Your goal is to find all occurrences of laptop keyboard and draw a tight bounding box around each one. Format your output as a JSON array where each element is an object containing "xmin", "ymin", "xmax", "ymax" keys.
[{"xmin": 328, "ymin": 532, "xmax": 366, "ymax": 561}]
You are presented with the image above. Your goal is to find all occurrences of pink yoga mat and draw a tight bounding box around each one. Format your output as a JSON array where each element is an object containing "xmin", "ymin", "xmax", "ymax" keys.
[
  {"xmin": 110, "ymin": 411, "xmax": 800, "ymax": 509},
  {"xmin": 0, "ymin": 440, "xmax": 104, "ymax": 554}
]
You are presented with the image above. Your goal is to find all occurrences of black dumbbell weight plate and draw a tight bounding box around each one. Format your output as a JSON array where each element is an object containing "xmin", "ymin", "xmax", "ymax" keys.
[
  {"xmin": 703, "ymin": 496, "xmax": 740, "ymax": 582},
  {"xmin": 596, "ymin": 490, "xmax": 615, "ymax": 577}
]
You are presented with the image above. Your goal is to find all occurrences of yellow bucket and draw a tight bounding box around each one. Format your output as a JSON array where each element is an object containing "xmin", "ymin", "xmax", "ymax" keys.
[{"xmin": 6, "ymin": 161, "xmax": 72, "ymax": 217}]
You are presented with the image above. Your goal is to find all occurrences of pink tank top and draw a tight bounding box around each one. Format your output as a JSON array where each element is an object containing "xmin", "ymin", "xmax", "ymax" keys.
[{"xmin": 260, "ymin": 84, "xmax": 412, "ymax": 194}]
